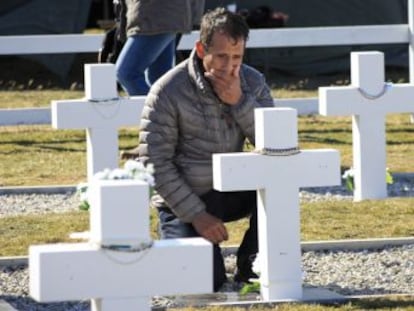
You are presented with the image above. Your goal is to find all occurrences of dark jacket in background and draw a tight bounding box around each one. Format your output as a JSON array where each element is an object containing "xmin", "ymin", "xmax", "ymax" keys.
[{"xmin": 120, "ymin": 0, "xmax": 205, "ymax": 40}]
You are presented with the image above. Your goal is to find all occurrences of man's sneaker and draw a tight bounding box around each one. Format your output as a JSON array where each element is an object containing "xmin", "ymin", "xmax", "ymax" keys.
[
  {"xmin": 234, "ymin": 253, "xmax": 259, "ymax": 283},
  {"xmin": 233, "ymin": 268, "xmax": 259, "ymax": 283}
]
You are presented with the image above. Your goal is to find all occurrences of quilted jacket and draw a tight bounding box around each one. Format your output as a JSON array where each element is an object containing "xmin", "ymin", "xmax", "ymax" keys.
[{"xmin": 138, "ymin": 49, "xmax": 274, "ymax": 222}]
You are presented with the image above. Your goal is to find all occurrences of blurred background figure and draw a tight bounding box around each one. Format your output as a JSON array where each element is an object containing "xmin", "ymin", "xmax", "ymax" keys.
[
  {"xmin": 114, "ymin": 0, "xmax": 205, "ymax": 160},
  {"xmin": 115, "ymin": 0, "xmax": 205, "ymax": 96},
  {"xmin": 238, "ymin": 5, "xmax": 289, "ymax": 28}
]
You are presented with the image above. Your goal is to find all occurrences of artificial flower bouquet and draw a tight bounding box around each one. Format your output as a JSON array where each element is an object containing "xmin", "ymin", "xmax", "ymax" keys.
[{"xmin": 77, "ymin": 160, "xmax": 154, "ymax": 211}]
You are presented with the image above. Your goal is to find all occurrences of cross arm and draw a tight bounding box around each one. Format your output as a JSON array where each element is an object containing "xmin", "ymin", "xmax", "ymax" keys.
[
  {"xmin": 319, "ymin": 86, "xmax": 363, "ymax": 116},
  {"xmin": 29, "ymin": 238, "xmax": 212, "ymax": 302},
  {"xmin": 297, "ymin": 150, "xmax": 341, "ymax": 187},
  {"xmin": 51, "ymin": 98, "xmax": 144, "ymax": 129},
  {"xmin": 320, "ymin": 84, "xmax": 414, "ymax": 116},
  {"xmin": 213, "ymin": 149, "xmax": 340, "ymax": 191}
]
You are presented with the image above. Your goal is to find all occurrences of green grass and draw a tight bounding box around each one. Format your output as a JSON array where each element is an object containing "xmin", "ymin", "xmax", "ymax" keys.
[
  {"xmin": 2, "ymin": 197, "xmax": 413, "ymax": 257},
  {"xmin": 0, "ymin": 212, "xmax": 89, "ymax": 256},
  {"xmin": 0, "ymin": 113, "xmax": 412, "ymax": 187},
  {"xmin": 0, "ymin": 90, "xmax": 84, "ymax": 109},
  {"xmin": 1, "ymin": 89, "xmax": 413, "ymax": 248},
  {"xmin": 1, "ymin": 88, "xmax": 413, "ymax": 252},
  {"xmin": 171, "ymin": 299, "xmax": 414, "ymax": 310},
  {"xmin": 1, "ymin": 88, "xmax": 414, "ymax": 310}
]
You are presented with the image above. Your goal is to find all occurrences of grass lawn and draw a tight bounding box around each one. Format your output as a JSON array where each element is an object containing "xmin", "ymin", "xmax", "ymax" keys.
[
  {"xmin": 1, "ymin": 87, "xmax": 413, "ymax": 254},
  {"xmin": 1, "ymin": 113, "xmax": 413, "ymax": 187},
  {"xmin": 1, "ymin": 197, "xmax": 414, "ymax": 257},
  {"xmin": 1, "ymin": 87, "xmax": 414, "ymax": 310}
]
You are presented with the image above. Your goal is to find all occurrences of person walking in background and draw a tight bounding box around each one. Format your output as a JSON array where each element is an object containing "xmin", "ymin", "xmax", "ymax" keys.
[
  {"xmin": 115, "ymin": 0, "xmax": 204, "ymax": 96},
  {"xmin": 137, "ymin": 7, "xmax": 274, "ymax": 291},
  {"xmin": 117, "ymin": 0, "xmax": 204, "ymax": 159}
]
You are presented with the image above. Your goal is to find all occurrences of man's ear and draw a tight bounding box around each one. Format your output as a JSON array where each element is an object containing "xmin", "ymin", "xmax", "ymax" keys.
[{"xmin": 195, "ymin": 41, "xmax": 205, "ymax": 59}]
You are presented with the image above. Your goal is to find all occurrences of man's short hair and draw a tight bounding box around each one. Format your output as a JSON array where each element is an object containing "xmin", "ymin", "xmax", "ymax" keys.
[{"xmin": 200, "ymin": 7, "xmax": 249, "ymax": 49}]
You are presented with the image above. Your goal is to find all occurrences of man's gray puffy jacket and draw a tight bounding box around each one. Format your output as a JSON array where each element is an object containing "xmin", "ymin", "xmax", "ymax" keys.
[{"xmin": 138, "ymin": 50, "xmax": 274, "ymax": 222}]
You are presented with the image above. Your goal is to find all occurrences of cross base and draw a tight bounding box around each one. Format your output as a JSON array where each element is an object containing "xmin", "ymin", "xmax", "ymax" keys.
[{"xmin": 261, "ymin": 281, "xmax": 303, "ymax": 301}]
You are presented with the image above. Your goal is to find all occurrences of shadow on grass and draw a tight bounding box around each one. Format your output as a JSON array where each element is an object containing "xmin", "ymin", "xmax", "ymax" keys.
[{"xmin": 300, "ymin": 135, "xmax": 350, "ymax": 145}]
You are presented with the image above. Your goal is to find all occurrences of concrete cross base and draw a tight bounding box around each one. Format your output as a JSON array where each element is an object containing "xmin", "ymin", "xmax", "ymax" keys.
[{"xmin": 173, "ymin": 286, "xmax": 345, "ymax": 308}]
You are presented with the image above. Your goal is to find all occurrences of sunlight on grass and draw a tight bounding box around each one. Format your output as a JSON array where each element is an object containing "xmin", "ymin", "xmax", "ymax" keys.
[
  {"xmin": 0, "ymin": 90, "xmax": 84, "ymax": 109},
  {"xmin": 2, "ymin": 197, "xmax": 413, "ymax": 257},
  {"xmin": 1, "ymin": 110, "xmax": 413, "ymax": 187},
  {"xmin": 0, "ymin": 211, "xmax": 89, "ymax": 257},
  {"xmin": 172, "ymin": 297, "xmax": 414, "ymax": 311}
]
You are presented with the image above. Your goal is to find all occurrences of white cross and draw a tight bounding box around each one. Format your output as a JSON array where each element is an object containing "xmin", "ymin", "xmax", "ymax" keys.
[
  {"xmin": 29, "ymin": 179, "xmax": 212, "ymax": 311},
  {"xmin": 51, "ymin": 64, "xmax": 145, "ymax": 181},
  {"xmin": 213, "ymin": 108, "xmax": 340, "ymax": 301},
  {"xmin": 319, "ymin": 51, "xmax": 414, "ymax": 201}
]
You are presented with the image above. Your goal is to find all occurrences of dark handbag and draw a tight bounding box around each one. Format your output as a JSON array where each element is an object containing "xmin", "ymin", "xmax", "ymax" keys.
[{"xmin": 98, "ymin": 25, "xmax": 125, "ymax": 64}]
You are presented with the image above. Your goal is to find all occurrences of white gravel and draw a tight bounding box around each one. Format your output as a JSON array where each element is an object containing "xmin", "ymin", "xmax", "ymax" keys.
[{"xmin": 0, "ymin": 176, "xmax": 413, "ymax": 310}]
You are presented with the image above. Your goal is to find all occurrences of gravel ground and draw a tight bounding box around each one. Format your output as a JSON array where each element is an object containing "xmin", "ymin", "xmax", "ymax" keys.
[
  {"xmin": 1, "ymin": 244, "xmax": 414, "ymax": 310},
  {"xmin": 0, "ymin": 176, "xmax": 413, "ymax": 310}
]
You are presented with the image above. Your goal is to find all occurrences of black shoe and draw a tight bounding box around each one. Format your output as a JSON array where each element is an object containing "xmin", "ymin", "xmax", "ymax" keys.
[
  {"xmin": 214, "ymin": 273, "xmax": 228, "ymax": 292},
  {"xmin": 234, "ymin": 269, "xmax": 259, "ymax": 283},
  {"xmin": 234, "ymin": 253, "xmax": 259, "ymax": 283}
]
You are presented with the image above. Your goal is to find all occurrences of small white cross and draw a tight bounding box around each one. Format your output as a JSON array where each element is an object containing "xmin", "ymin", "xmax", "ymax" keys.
[
  {"xmin": 29, "ymin": 179, "xmax": 212, "ymax": 311},
  {"xmin": 51, "ymin": 64, "xmax": 145, "ymax": 181},
  {"xmin": 320, "ymin": 51, "xmax": 414, "ymax": 201},
  {"xmin": 213, "ymin": 108, "xmax": 340, "ymax": 301}
]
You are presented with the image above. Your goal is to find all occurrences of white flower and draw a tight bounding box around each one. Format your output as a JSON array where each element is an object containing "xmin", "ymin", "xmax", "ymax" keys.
[
  {"xmin": 77, "ymin": 160, "xmax": 155, "ymax": 211},
  {"xmin": 133, "ymin": 171, "xmax": 155, "ymax": 186},
  {"xmin": 124, "ymin": 160, "xmax": 155, "ymax": 186},
  {"xmin": 124, "ymin": 159, "xmax": 145, "ymax": 172},
  {"xmin": 342, "ymin": 167, "xmax": 354, "ymax": 179},
  {"xmin": 342, "ymin": 166, "xmax": 393, "ymax": 192},
  {"xmin": 76, "ymin": 182, "xmax": 88, "ymax": 192},
  {"xmin": 108, "ymin": 168, "xmax": 130, "ymax": 180},
  {"xmin": 76, "ymin": 182, "xmax": 89, "ymax": 201},
  {"xmin": 145, "ymin": 163, "xmax": 155, "ymax": 174},
  {"xmin": 93, "ymin": 168, "xmax": 111, "ymax": 180}
]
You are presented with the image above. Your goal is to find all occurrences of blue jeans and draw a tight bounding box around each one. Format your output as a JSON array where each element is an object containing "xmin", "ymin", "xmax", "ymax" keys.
[
  {"xmin": 157, "ymin": 190, "xmax": 258, "ymax": 291},
  {"xmin": 115, "ymin": 33, "xmax": 176, "ymax": 95}
]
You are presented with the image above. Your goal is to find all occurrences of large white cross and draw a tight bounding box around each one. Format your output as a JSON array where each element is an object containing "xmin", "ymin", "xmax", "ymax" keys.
[
  {"xmin": 320, "ymin": 51, "xmax": 414, "ymax": 201},
  {"xmin": 29, "ymin": 179, "xmax": 212, "ymax": 311},
  {"xmin": 213, "ymin": 107, "xmax": 340, "ymax": 301},
  {"xmin": 51, "ymin": 64, "xmax": 145, "ymax": 181}
]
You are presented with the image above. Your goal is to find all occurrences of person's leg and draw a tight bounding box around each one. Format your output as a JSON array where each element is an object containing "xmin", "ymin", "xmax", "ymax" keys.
[
  {"xmin": 117, "ymin": 32, "xmax": 176, "ymax": 159},
  {"xmin": 157, "ymin": 207, "xmax": 197, "ymax": 239},
  {"xmin": 115, "ymin": 33, "xmax": 176, "ymax": 96},
  {"xmin": 115, "ymin": 36, "xmax": 149, "ymax": 95},
  {"xmin": 157, "ymin": 207, "xmax": 227, "ymax": 291},
  {"xmin": 147, "ymin": 38, "xmax": 175, "ymax": 85},
  {"xmin": 203, "ymin": 190, "xmax": 258, "ymax": 282},
  {"xmin": 234, "ymin": 197, "xmax": 258, "ymax": 282}
]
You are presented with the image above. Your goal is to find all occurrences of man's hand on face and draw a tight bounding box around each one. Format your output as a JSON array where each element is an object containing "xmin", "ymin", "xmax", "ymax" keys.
[
  {"xmin": 192, "ymin": 210, "xmax": 229, "ymax": 245},
  {"xmin": 204, "ymin": 65, "xmax": 242, "ymax": 105}
]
